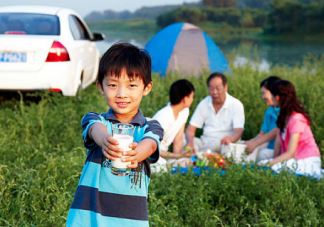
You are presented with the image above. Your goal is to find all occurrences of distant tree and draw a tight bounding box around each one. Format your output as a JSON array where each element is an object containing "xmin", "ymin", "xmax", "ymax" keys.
[
  {"xmin": 134, "ymin": 5, "xmax": 179, "ymax": 19},
  {"xmin": 202, "ymin": 0, "xmax": 236, "ymax": 8},
  {"xmin": 265, "ymin": 0, "xmax": 324, "ymax": 34},
  {"xmin": 102, "ymin": 10, "xmax": 132, "ymax": 20},
  {"xmin": 157, "ymin": 7, "xmax": 206, "ymax": 27},
  {"xmin": 240, "ymin": 11, "xmax": 254, "ymax": 27},
  {"xmin": 237, "ymin": 0, "xmax": 272, "ymax": 9},
  {"xmin": 84, "ymin": 4, "xmax": 198, "ymax": 21},
  {"xmin": 85, "ymin": 11, "xmax": 105, "ymax": 22},
  {"xmin": 205, "ymin": 8, "xmax": 241, "ymax": 26}
]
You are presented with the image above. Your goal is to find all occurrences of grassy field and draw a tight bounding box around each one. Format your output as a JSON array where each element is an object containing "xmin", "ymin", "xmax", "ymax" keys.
[{"xmin": 0, "ymin": 59, "xmax": 323, "ymax": 226}]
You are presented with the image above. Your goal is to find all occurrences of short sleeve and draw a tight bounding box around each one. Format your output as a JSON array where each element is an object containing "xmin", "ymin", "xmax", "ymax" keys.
[
  {"xmin": 288, "ymin": 113, "xmax": 307, "ymax": 134},
  {"xmin": 232, "ymin": 100, "xmax": 245, "ymax": 128},
  {"xmin": 143, "ymin": 119, "xmax": 164, "ymax": 163},
  {"xmin": 189, "ymin": 100, "xmax": 206, "ymax": 128},
  {"xmin": 81, "ymin": 112, "xmax": 106, "ymax": 149},
  {"xmin": 261, "ymin": 108, "xmax": 270, "ymax": 133}
]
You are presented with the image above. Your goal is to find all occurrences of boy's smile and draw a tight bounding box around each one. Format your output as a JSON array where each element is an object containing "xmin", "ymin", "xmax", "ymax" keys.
[
  {"xmin": 116, "ymin": 101, "xmax": 129, "ymax": 109},
  {"xmin": 99, "ymin": 68, "xmax": 152, "ymax": 123}
]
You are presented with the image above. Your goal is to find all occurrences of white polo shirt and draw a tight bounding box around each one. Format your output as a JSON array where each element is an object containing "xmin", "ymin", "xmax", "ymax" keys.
[
  {"xmin": 153, "ymin": 103, "xmax": 189, "ymax": 152},
  {"xmin": 189, "ymin": 93, "xmax": 245, "ymax": 151}
]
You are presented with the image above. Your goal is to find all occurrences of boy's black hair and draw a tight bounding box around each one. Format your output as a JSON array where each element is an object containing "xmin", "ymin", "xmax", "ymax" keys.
[
  {"xmin": 206, "ymin": 72, "xmax": 227, "ymax": 86},
  {"xmin": 260, "ymin": 75, "xmax": 281, "ymax": 90},
  {"xmin": 97, "ymin": 42, "xmax": 152, "ymax": 87},
  {"xmin": 169, "ymin": 79, "xmax": 195, "ymax": 105}
]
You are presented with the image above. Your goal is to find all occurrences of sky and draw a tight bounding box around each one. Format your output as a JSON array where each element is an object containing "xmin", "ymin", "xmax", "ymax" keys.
[{"xmin": 0, "ymin": 0, "xmax": 200, "ymax": 16}]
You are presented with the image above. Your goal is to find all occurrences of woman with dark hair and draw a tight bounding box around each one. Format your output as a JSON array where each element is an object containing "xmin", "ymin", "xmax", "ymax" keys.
[
  {"xmin": 263, "ymin": 80, "xmax": 321, "ymax": 178},
  {"xmin": 245, "ymin": 76, "xmax": 281, "ymax": 162}
]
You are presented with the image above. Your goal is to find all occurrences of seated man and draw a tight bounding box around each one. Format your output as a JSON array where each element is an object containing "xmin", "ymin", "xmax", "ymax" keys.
[
  {"xmin": 151, "ymin": 79, "xmax": 195, "ymax": 171},
  {"xmin": 186, "ymin": 72, "xmax": 244, "ymax": 153}
]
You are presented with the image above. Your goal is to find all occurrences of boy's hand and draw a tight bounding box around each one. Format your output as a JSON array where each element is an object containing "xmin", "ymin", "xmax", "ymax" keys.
[
  {"xmin": 101, "ymin": 135, "xmax": 122, "ymax": 160},
  {"xmin": 89, "ymin": 123, "xmax": 125, "ymax": 160},
  {"xmin": 121, "ymin": 142, "xmax": 139, "ymax": 168}
]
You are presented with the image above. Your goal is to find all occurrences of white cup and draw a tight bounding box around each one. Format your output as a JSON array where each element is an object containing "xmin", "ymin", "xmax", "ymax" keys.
[
  {"xmin": 221, "ymin": 143, "xmax": 247, "ymax": 164},
  {"xmin": 111, "ymin": 123, "xmax": 134, "ymax": 176}
]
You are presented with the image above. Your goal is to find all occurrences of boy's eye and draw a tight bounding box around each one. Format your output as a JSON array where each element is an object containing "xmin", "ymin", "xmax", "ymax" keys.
[
  {"xmin": 107, "ymin": 83, "xmax": 117, "ymax": 88},
  {"xmin": 129, "ymin": 84, "xmax": 138, "ymax": 88}
]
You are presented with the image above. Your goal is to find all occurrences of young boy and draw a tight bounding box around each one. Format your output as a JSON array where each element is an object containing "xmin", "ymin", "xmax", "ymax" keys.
[
  {"xmin": 151, "ymin": 79, "xmax": 195, "ymax": 172},
  {"xmin": 66, "ymin": 43, "xmax": 163, "ymax": 227}
]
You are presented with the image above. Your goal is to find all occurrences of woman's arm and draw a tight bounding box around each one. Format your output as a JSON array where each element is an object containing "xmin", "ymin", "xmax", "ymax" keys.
[
  {"xmin": 273, "ymin": 133, "xmax": 281, "ymax": 158},
  {"xmin": 269, "ymin": 133, "xmax": 300, "ymax": 166},
  {"xmin": 246, "ymin": 128, "xmax": 278, "ymax": 152}
]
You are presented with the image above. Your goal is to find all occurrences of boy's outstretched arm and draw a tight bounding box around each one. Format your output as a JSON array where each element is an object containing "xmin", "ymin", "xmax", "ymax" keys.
[
  {"xmin": 88, "ymin": 122, "xmax": 121, "ymax": 160},
  {"xmin": 124, "ymin": 138, "xmax": 158, "ymax": 168},
  {"xmin": 124, "ymin": 119, "xmax": 163, "ymax": 167}
]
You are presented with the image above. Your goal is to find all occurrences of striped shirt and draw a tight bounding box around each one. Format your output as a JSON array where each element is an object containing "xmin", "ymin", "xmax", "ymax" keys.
[{"xmin": 66, "ymin": 109, "xmax": 163, "ymax": 227}]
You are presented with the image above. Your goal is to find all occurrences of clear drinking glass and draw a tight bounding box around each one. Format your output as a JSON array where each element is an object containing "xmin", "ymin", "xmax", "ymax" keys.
[{"xmin": 111, "ymin": 123, "xmax": 134, "ymax": 176}]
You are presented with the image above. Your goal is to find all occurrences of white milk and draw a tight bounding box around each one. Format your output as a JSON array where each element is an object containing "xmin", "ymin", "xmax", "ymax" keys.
[
  {"xmin": 114, "ymin": 134, "xmax": 133, "ymax": 151},
  {"xmin": 112, "ymin": 134, "xmax": 133, "ymax": 169}
]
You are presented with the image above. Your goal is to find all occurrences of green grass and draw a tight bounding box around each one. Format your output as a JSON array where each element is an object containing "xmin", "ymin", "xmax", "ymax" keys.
[{"xmin": 0, "ymin": 59, "xmax": 323, "ymax": 226}]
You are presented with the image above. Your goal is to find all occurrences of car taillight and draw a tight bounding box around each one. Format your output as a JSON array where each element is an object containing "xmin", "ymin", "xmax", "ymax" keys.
[
  {"xmin": 48, "ymin": 88, "xmax": 62, "ymax": 93},
  {"xmin": 46, "ymin": 41, "xmax": 70, "ymax": 62}
]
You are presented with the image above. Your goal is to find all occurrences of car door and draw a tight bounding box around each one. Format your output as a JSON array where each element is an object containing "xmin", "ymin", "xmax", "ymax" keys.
[{"xmin": 68, "ymin": 15, "xmax": 98, "ymax": 87}]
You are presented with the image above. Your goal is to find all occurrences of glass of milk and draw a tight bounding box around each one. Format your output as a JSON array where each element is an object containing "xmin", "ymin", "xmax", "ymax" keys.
[{"xmin": 111, "ymin": 123, "xmax": 134, "ymax": 176}]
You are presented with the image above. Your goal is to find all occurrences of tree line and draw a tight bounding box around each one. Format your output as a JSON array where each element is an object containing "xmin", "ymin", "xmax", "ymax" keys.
[{"xmin": 157, "ymin": 0, "xmax": 324, "ymax": 35}]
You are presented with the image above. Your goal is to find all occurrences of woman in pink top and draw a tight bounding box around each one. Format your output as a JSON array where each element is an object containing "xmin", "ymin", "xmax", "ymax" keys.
[{"xmin": 266, "ymin": 80, "xmax": 321, "ymax": 178}]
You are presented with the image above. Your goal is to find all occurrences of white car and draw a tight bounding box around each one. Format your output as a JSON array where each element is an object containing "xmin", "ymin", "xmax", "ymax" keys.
[{"xmin": 0, "ymin": 6, "xmax": 104, "ymax": 96}]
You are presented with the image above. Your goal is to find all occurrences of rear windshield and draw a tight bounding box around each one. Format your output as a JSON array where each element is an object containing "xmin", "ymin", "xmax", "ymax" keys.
[{"xmin": 0, "ymin": 13, "xmax": 60, "ymax": 35}]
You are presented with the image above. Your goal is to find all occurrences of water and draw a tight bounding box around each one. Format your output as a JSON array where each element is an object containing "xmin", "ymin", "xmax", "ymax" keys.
[
  {"xmin": 220, "ymin": 38, "xmax": 324, "ymax": 67},
  {"xmin": 96, "ymin": 36, "xmax": 324, "ymax": 70}
]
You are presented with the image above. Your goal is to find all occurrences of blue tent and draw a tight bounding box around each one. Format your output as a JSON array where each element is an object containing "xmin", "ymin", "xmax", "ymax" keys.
[{"xmin": 145, "ymin": 22, "xmax": 229, "ymax": 76}]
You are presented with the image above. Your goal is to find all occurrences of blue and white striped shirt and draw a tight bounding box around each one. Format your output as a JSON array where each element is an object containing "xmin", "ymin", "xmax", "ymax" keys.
[{"xmin": 67, "ymin": 109, "xmax": 163, "ymax": 227}]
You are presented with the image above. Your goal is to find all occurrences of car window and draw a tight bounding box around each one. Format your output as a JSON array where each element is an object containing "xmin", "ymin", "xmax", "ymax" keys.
[
  {"xmin": 68, "ymin": 15, "xmax": 91, "ymax": 40},
  {"xmin": 0, "ymin": 13, "xmax": 60, "ymax": 35}
]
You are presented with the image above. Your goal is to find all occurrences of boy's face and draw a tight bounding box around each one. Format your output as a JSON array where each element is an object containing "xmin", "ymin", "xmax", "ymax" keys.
[
  {"xmin": 183, "ymin": 91, "xmax": 194, "ymax": 108},
  {"xmin": 98, "ymin": 68, "xmax": 152, "ymax": 120}
]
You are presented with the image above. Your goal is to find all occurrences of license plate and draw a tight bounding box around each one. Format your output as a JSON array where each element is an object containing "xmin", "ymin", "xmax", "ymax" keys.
[{"xmin": 0, "ymin": 52, "xmax": 27, "ymax": 63}]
